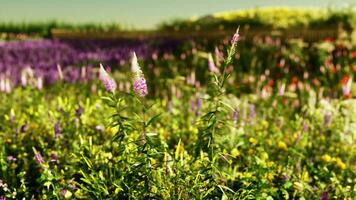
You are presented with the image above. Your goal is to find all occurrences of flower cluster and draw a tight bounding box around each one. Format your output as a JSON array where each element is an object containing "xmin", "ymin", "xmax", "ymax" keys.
[
  {"xmin": 131, "ymin": 52, "xmax": 148, "ymax": 97},
  {"xmin": 99, "ymin": 64, "xmax": 117, "ymax": 93}
]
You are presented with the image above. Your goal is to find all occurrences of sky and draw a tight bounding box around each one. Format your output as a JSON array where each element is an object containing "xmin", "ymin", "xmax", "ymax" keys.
[{"xmin": 0, "ymin": 0, "xmax": 354, "ymax": 29}]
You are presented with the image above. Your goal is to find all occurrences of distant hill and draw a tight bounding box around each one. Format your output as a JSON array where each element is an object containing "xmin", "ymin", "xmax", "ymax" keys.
[{"xmin": 158, "ymin": 7, "xmax": 356, "ymax": 31}]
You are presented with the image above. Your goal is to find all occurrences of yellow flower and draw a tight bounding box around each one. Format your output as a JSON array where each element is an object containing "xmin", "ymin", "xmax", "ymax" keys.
[
  {"xmin": 267, "ymin": 161, "xmax": 275, "ymax": 167},
  {"xmin": 231, "ymin": 148, "xmax": 240, "ymax": 158},
  {"xmin": 261, "ymin": 120, "xmax": 269, "ymax": 128},
  {"xmin": 278, "ymin": 141, "xmax": 288, "ymax": 151},
  {"xmin": 249, "ymin": 137, "xmax": 257, "ymax": 145},
  {"xmin": 335, "ymin": 158, "xmax": 346, "ymax": 170},
  {"xmin": 321, "ymin": 154, "xmax": 332, "ymax": 163},
  {"xmin": 248, "ymin": 149, "xmax": 254, "ymax": 155},
  {"xmin": 293, "ymin": 182, "xmax": 304, "ymax": 191},
  {"xmin": 260, "ymin": 152, "xmax": 269, "ymax": 161},
  {"xmin": 266, "ymin": 172, "xmax": 274, "ymax": 181}
]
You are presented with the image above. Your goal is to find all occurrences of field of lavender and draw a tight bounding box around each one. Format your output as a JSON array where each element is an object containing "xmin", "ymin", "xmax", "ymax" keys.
[{"xmin": 0, "ymin": 28, "xmax": 355, "ymax": 199}]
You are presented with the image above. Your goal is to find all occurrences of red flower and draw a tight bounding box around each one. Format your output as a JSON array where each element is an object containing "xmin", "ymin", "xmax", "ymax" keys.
[
  {"xmin": 351, "ymin": 50, "xmax": 356, "ymax": 59},
  {"xmin": 331, "ymin": 66, "xmax": 337, "ymax": 74},
  {"xmin": 291, "ymin": 76, "xmax": 298, "ymax": 84},
  {"xmin": 268, "ymin": 79, "xmax": 274, "ymax": 87},
  {"xmin": 340, "ymin": 74, "xmax": 350, "ymax": 86},
  {"xmin": 324, "ymin": 37, "xmax": 333, "ymax": 43}
]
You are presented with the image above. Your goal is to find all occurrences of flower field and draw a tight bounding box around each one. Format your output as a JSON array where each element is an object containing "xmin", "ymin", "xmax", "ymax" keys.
[{"xmin": 0, "ymin": 26, "xmax": 355, "ymax": 199}]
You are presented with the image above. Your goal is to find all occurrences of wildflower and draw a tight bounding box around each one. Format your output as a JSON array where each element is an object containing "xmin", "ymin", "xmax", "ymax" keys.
[
  {"xmin": 75, "ymin": 105, "xmax": 83, "ymax": 118},
  {"xmin": 60, "ymin": 189, "xmax": 72, "ymax": 199},
  {"xmin": 214, "ymin": 47, "xmax": 223, "ymax": 65},
  {"xmin": 342, "ymin": 76, "xmax": 352, "ymax": 97},
  {"xmin": 208, "ymin": 53, "xmax": 219, "ymax": 74},
  {"xmin": 321, "ymin": 154, "xmax": 331, "ymax": 163},
  {"xmin": 249, "ymin": 104, "xmax": 256, "ymax": 119},
  {"xmin": 231, "ymin": 27, "xmax": 240, "ymax": 46},
  {"xmin": 50, "ymin": 153, "xmax": 58, "ymax": 162},
  {"xmin": 34, "ymin": 151, "xmax": 45, "ymax": 164},
  {"xmin": 278, "ymin": 141, "xmax": 288, "ymax": 151},
  {"xmin": 54, "ymin": 122, "xmax": 61, "ymax": 138},
  {"xmin": 57, "ymin": 64, "xmax": 63, "ymax": 81},
  {"xmin": 131, "ymin": 52, "xmax": 148, "ymax": 97},
  {"xmin": 95, "ymin": 125, "xmax": 104, "ymax": 131},
  {"xmin": 278, "ymin": 83, "xmax": 286, "ymax": 96},
  {"xmin": 131, "ymin": 52, "xmax": 142, "ymax": 74},
  {"xmin": 321, "ymin": 192, "xmax": 328, "ymax": 200},
  {"xmin": 7, "ymin": 155, "xmax": 16, "ymax": 161},
  {"xmin": 266, "ymin": 173, "xmax": 274, "ymax": 182},
  {"xmin": 4, "ymin": 78, "xmax": 11, "ymax": 93},
  {"xmin": 293, "ymin": 182, "xmax": 303, "ymax": 191},
  {"xmin": 351, "ymin": 50, "xmax": 356, "ymax": 59},
  {"xmin": 0, "ymin": 196, "xmax": 6, "ymax": 200},
  {"xmin": 335, "ymin": 158, "xmax": 346, "ymax": 170},
  {"xmin": 232, "ymin": 108, "xmax": 239, "ymax": 124},
  {"xmin": 99, "ymin": 64, "xmax": 117, "ymax": 93},
  {"xmin": 261, "ymin": 87, "xmax": 269, "ymax": 99},
  {"xmin": 133, "ymin": 77, "xmax": 148, "ymax": 97},
  {"xmin": 21, "ymin": 123, "xmax": 28, "ymax": 132},
  {"xmin": 37, "ymin": 76, "xmax": 43, "ymax": 90},
  {"xmin": 249, "ymin": 137, "xmax": 257, "ymax": 145},
  {"xmin": 231, "ymin": 148, "xmax": 240, "ymax": 158}
]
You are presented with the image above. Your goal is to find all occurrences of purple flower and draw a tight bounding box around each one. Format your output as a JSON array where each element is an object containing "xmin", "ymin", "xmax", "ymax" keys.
[
  {"xmin": 68, "ymin": 184, "xmax": 77, "ymax": 190},
  {"xmin": 75, "ymin": 106, "xmax": 83, "ymax": 118},
  {"xmin": 321, "ymin": 191, "xmax": 328, "ymax": 200},
  {"xmin": 34, "ymin": 152, "xmax": 45, "ymax": 164},
  {"xmin": 51, "ymin": 153, "xmax": 58, "ymax": 162},
  {"xmin": 133, "ymin": 76, "xmax": 148, "ymax": 97},
  {"xmin": 99, "ymin": 64, "xmax": 117, "ymax": 93},
  {"xmin": 232, "ymin": 109, "xmax": 239, "ymax": 124},
  {"xmin": 60, "ymin": 189, "xmax": 68, "ymax": 197},
  {"xmin": 131, "ymin": 52, "xmax": 148, "ymax": 97},
  {"xmin": 21, "ymin": 123, "xmax": 28, "ymax": 132},
  {"xmin": 54, "ymin": 122, "xmax": 61, "ymax": 138},
  {"xmin": 0, "ymin": 196, "xmax": 6, "ymax": 200},
  {"xmin": 249, "ymin": 104, "xmax": 256, "ymax": 119}
]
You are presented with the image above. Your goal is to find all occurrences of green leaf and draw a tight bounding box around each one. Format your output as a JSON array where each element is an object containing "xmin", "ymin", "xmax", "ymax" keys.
[{"xmin": 146, "ymin": 113, "xmax": 162, "ymax": 127}]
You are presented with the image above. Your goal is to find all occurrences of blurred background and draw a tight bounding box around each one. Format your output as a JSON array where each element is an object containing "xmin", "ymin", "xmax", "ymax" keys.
[{"xmin": 0, "ymin": 0, "xmax": 355, "ymax": 92}]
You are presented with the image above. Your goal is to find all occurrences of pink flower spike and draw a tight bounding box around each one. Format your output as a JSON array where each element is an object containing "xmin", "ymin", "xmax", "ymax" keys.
[
  {"xmin": 99, "ymin": 64, "xmax": 117, "ymax": 93},
  {"xmin": 231, "ymin": 27, "xmax": 240, "ymax": 45},
  {"xmin": 208, "ymin": 53, "xmax": 220, "ymax": 74},
  {"xmin": 279, "ymin": 83, "xmax": 286, "ymax": 96},
  {"xmin": 134, "ymin": 76, "xmax": 148, "ymax": 97}
]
